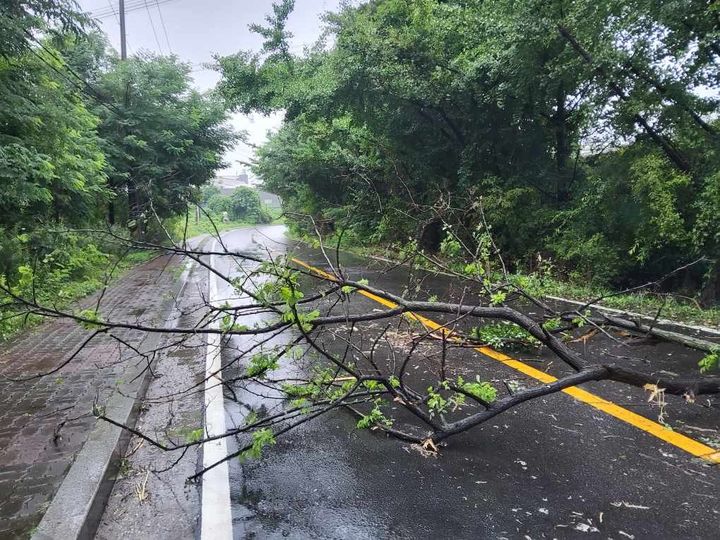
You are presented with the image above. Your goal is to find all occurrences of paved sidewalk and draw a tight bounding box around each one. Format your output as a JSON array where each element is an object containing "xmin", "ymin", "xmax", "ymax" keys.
[{"xmin": 0, "ymin": 255, "xmax": 182, "ymax": 539}]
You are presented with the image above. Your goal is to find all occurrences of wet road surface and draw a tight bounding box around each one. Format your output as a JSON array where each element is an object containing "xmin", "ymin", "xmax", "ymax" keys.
[{"xmin": 209, "ymin": 225, "xmax": 719, "ymax": 539}]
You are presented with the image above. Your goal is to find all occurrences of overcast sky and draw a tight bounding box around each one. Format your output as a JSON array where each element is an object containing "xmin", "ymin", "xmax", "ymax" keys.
[{"xmin": 77, "ymin": 0, "xmax": 343, "ymax": 176}]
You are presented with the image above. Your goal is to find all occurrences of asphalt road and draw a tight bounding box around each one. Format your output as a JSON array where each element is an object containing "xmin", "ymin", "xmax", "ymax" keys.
[{"xmin": 209, "ymin": 225, "xmax": 719, "ymax": 539}]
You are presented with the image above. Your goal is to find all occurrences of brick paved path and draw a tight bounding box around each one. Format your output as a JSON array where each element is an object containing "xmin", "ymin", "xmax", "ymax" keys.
[{"xmin": 0, "ymin": 255, "xmax": 181, "ymax": 539}]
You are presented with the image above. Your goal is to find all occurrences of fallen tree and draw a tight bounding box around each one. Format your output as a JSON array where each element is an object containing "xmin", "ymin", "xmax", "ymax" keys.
[{"xmin": 1, "ymin": 217, "xmax": 718, "ymax": 479}]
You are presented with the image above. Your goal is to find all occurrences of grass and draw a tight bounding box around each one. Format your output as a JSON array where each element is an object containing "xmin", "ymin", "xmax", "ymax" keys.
[
  {"xmin": 0, "ymin": 207, "xmax": 286, "ymax": 343},
  {"xmin": 174, "ymin": 210, "xmax": 285, "ymax": 241},
  {"xmin": 180, "ymin": 216, "xmax": 256, "ymax": 239},
  {"xmin": 535, "ymin": 277, "xmax": 720, "ymax": 328}
]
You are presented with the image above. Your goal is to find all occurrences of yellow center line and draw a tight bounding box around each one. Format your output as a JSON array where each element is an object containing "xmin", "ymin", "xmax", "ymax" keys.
[{"xmin": 291, "ymin": 256, "xmax": 720, "ymax": 464}]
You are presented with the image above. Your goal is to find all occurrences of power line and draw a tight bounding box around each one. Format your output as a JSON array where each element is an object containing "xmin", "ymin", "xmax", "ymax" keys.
[
  {"xmin": 92, "ymin": 0, "xmax": 157, "ymax": 18},
  {"xmin": 154, "ymin": 0, "xmax": 173, "ymax": 54},
  {"xmin": 91, "ymin": 0, "xmax": 180, "ymax": 20},
  {"xmin": 142, "ymin": 0, "xmax": 164, "ymax": 54},
  {"xmin": 105, "ymin": 0, "xmax": 135, "ymax": 54},
  {"xmin": 104, "ymin": 0, "xmax": 135, "ymax": 59},
  {"xmin": 18, "ymin": 27, "xmax": 126, "ymax": 117},
  {"xmin": 23, "ymin": 41, "xmax": 124, "ymax": 117},
  {"xmin": 105, "ymin": 0, "xmax": 119, "ymax": 23}
]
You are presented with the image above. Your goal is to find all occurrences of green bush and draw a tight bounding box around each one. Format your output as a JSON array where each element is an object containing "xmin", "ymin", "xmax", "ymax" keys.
[
  {"xmin": 206, "ymin": 193, "xmax": 232, "ymax": 215},
  {"xmin": 226, "ymin": 187, "xmax": 270, "ymax": 223},
  {"xmin": 0, "ymin": 226, "xmax": 152, "ymax": 341},
  {"xmin": 197, "ymin": 186, "xmax": 272, "ymax": 224}
]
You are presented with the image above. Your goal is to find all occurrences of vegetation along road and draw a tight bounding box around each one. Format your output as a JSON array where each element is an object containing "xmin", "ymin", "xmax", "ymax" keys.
[{"xmin": 1, "ymin": 0, "xmax": 719, "ymax": 539}]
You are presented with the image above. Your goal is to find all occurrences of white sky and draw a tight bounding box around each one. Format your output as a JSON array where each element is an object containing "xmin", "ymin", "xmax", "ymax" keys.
[{"xmin": 77, "ymin": 0, "xmax": 342, "ymax": 176}]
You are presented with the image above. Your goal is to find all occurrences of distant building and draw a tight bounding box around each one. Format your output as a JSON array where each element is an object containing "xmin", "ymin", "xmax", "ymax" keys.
[
  {"xmin": 257, "ymin": 190, "xmax": 282, "ymax": 210},
  {"xmin": 212, "ymin": 173, "xmax": 249, "ymax": 195}
]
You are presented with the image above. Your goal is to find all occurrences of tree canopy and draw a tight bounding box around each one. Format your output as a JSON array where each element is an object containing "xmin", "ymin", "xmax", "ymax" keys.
[
  {"xmin": 218, "ymin": 0, "xmax": 720, "ymax": 302},
  {"xmin": 96, "ymin": 53, "xmax": 236, "ymax": 225},
  {"xmin": 0, "ymin": 0, "xmax": 236, "ymax": 324}
]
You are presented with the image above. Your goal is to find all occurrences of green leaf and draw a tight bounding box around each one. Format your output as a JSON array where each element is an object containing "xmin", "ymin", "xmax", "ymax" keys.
[
  {"xmin": 239, "ymin": 428, "xmax": 276, "ymax": 461},
  {"xmin": 280, "ymin": 284, "xmax": 304, "ymax": 307},
  {"xmin": 542, "ymin": 317, "xmax": 561, "ymax": 331},
  {"xmin": 78, "ymin": 308, "xmax": 103, "ymax": 329},
  {"xmin": 246, "ymin": 353, "xmax": 279, "ymax": 378},
  {"xmin": 460, "ymin": 379, "xmax": 497, "ymax": 403},
  {"xmin": 699, "ymin": 349, "xmax": 719, "ymax": 373},
  {"xmin": 426, "ymin": 386, "xmax": 448, "ymax": 415},
  {"xmin": 356, "ymin": 404, "xmax": 392, "ymax": 429}
]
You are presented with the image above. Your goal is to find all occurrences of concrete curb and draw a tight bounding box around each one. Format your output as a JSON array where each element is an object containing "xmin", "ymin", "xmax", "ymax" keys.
[
  {"xmin": 544, "ymin": 295, "xmax": 720, "ymax": 338},
  {"xmin": 32, "ymin": 256, "xmax": 195, "ymax": 540}
]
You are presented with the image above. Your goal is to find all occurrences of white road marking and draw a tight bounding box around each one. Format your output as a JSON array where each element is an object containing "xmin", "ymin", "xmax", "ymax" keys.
[{"xmin": 201, "ymin": 239, "xmax": 233, "ymax": 540}]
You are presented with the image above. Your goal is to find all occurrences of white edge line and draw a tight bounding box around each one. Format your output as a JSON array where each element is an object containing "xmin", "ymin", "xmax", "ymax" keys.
[{"xmin": 201, "ymin": 238, "xmax": 233, "ymax": 540}]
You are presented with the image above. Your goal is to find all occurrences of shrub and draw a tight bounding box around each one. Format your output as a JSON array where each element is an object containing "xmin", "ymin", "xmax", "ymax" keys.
[
  {"xmin": 228, "ymin": 187, "xmax": 271, "ymax": 223},
  {"xmin": 206, "ymin": 193, "xmax": 232, "ymax": 215}
]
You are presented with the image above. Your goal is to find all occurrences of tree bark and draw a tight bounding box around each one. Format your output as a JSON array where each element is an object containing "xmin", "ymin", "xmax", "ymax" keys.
[
  {"xmin": 560, "ymin": 312, "xmax": 720, "ymax": 353},
  {"xmin": 553, "ymin": 82, "xmax": 572, "ymax": 203}
]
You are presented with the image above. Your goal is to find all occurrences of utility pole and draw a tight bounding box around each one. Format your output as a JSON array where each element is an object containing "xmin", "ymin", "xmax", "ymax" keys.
[
  {"xmin": 114, "ymin": 0, "xmax": 132, "ymax": 229},
  {"xmin": 119, "ymin": 0, "xmax": 127, "ymax": 60}
]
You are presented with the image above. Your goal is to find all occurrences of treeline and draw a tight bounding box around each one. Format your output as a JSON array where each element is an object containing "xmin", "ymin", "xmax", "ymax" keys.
[
  {"xmin": 200, "ymin": 185, "xmax": 273, "ymax": 225},
  {"xmin": 217, "ymin": 0, "xmax": 720, "ymax": 303},
  {"xmin": 0, "ymin": 0, "xmax": 234, "ymax": 332}
]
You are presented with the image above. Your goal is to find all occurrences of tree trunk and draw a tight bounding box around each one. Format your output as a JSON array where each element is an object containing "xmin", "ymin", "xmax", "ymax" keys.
[
  {"xmin": 553, "ymin": 83, "xmax": 571, "ymax": 203},
  {"xmin": 418, "ymin": 218, "xmax": 443, "ymax": 253},
  {"xmin": 592, "ymin": 314, "xmax": 720, "ymax": 353}
]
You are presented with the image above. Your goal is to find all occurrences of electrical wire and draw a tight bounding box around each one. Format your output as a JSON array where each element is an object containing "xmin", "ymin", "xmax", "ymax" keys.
[
  {"xmin": 154, "ymin": 0, "xmax": 173, "ymax": 54},
  {"xmin": 105, "ymin": 0, "xmax": 120, "ymax": 23},
  {"xmin": 104, "ymin": 0, "xmax": 134, "ymax": 55},
  {"xmin": 91, "ymin": 0, "xmax": 157, "ymax": 18},
  {"xmin": 142, "ymin": 0, "xmax": 164, "ymax": 54},
  {"xmin": 90, "ymin": 0, "xmax": 181, "ymax": 20},
  {"xmin": 19, "ymin": 28, "xmax": 125, "ymax": 117}
]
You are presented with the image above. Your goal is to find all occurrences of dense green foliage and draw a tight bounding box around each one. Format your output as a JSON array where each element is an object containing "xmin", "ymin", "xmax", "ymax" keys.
[
  {"xmin": 199, "ymin": 184, "xmax": 272, "ymax": 224},
  {"xmin": 0, "ymin": 1, "xmax": 235, "ymax": 338},
  {"xmin": 226, "ymin": 186, "xmax": 272, "ymax": 223},
  {"xmin": 95, "ymin": 53, "xmax": 235, "ymax": 228},
  {"xmin": 1, "ymin": 2, "xmax": 104, "ymax": 277},
  {"xmin": 219, "ymin": 0, "xmax": 720, "ymax": 303}
]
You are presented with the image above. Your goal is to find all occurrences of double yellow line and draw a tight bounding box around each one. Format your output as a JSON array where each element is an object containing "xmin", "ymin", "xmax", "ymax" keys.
[{"xmin": 291, "ymin": 257, "xmax": 720, "ymax": 464}]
